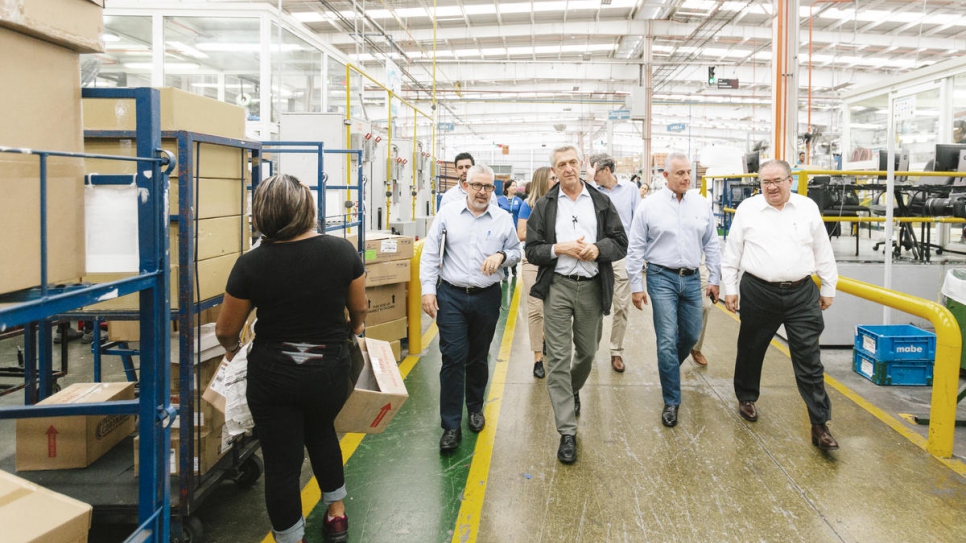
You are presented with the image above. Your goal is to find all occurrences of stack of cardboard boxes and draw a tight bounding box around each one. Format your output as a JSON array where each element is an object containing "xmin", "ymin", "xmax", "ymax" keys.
[
  {"xmin": 352, "ymin": 232, "xmax": 414, "ymax": 361},
  {"xmin": 134, "ymin": 323, "xmax": 230, "ymax": 476},
  {"xmin": 82, "ymin": 87, "xmax": 253, "ymax": 316},
  {"xmin": 0, "ymin": 0, "xmax": 106, "ymax": 297}
]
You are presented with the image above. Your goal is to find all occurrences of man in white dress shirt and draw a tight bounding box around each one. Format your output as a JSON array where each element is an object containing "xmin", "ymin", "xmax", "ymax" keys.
[
  {"xmin": 439, "ymin": 152, "xmax": 498, "ymax": 208},
  {"xmin": 625, "ymin": 152, "xmax": 721, "ymax": 428},
  {"xmin": 421, "ymin": 164, "xmax": 522, "ymax": 453},
  {"xmin": 721, "ymin": 159, "xmax": 840, "ymax": 451}
]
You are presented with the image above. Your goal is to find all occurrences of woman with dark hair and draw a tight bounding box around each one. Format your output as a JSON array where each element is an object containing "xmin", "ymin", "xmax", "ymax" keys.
[
  {"xmin": 497, "ymin": 179, "xmax": 517, "ymax": 213},
  {"xmin": 216, "ymin": 174, "xmax": 367, "ymax": 543},
  {"xmin": 515, "ymin": 167, "xmax": 558, "ymax": 378}
]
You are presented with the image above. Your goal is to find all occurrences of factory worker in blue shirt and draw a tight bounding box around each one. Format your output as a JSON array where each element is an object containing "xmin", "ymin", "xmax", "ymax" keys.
[
  {"xmin": 625, "ymin": 151, "xmax": 721, "ymax": 429},
  {"xmin": 420, "ymin": 164, "xmax": 522, "ymax": 454}
]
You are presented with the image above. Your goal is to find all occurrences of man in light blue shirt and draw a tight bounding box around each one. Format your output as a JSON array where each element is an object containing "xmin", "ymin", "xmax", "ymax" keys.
[
  {"xmin": 590, "ymin": 153, "xmax": 638, "ymax": 373},
  {"xmin": 421, "ymin": 164, "xmax": 521, "ymax": 453},
  {"xmin": 626, "ymin": 152, "xmax": 721, "ymax": 428},
  {"xmin": 438, "ymin": 152, "xmax": 499, "ymax": 209}
]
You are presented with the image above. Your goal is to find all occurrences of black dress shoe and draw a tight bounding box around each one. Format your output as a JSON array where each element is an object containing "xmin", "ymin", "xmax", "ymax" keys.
[
  {"xmin": 533, "ymin": 361, "xmax": 545, "ymax": 379},
  {"xmin": 738, "ymin": 400, "xmax": 758, "ymax": 422},
  {"xmin": 468, "ymin": 411, "xmax": 485, "ymax": 433},
  {"xmin": 811, "ymin": 424, "xmax": 840, "ymax": 451},
  {"xmin": 573, "ymin": 392, "xmax": 581, "ymax": 416},
  {"xmin": 439, "ymin": 428, "xmax": 461, "ymax": 452},
  {"xmin": 557, "ymin": 434, "xmax": 577, "ymax": 464},
  {"xmin": 661, "ymin": 404, "xmax": 679, "ymax": 427}
]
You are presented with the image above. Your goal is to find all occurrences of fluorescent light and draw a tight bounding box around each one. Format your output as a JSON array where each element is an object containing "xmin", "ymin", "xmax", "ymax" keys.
[
  {"xmin": 166, "ymin": 41, "xmax": 209, "ymax": 59},
  {"xmin": 125, "ymin": 62, "xmax": 199, "ymax": 71},
  {"xmin": 101, "ymin": 33, "xmax": 120, "ymax": 42},
  {"xmin": 196, "ymin": 42, "xmax": 303, "ymax": 52},
  {"xmin": 292, "ymin": 11, "xmax": 330, "ymax": 23}
]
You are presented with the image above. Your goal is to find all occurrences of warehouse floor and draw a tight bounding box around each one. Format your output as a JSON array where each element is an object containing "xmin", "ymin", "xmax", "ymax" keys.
[{"xmin": 2, "ymin": 272, "xmax": 966, "ymax": 542}]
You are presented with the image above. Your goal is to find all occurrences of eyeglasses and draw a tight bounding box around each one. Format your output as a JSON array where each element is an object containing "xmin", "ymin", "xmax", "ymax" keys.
[
  {"xmin": 468, "ymin": 182, "xmax": 496, "ymax": 192},
  {"xmin": 760, "ymin": 177, "xmax": 789, "ymax": 187}
]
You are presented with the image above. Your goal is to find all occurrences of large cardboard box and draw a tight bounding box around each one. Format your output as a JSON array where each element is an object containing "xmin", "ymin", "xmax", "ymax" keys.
[
  {"xmin": 16, "ymin": 382, "xmax": 136, "ymax": 471},
  {"xmin": 365, "ymin": 259, "xmax": 410, "ymax": 287},
  {"xmin": 84, "ymin": 139, "xmax": 251, "ymax": 181},
  {"xmin": 0, "ymin": 0, "xmax": 104, "ymax": 53},
  {"xmin": 345, "ymin": 232, "xmax": 414, "ymax": 264},
  {"xmin": 365, "ymin": 317, "xmax": 408, "ymax": 342},
  {"xmin": 133, "ymin": 424, "xmax": 228, "ymax": 477},
  {"xmin": 170, "ymin": 324, "xmax": 227, "ymax": 394},
  {"xmin": 335, "ymin": 338, "xmax": 408, "ymax": 434},
  {"xmin": 365, "ymin": 282, "xmax": 407, "ymax": 326},
  {"xmin": 0, "ymin": 29, "xmax": 86, "ymax": 295},
  {"xmin": 170, "ymin": 216, "xmax": 249, "ymax": 261},
  {"xmin": 0, "ymin": 469, "xmax": 93, "ymax": 543},
  {"xmin": 85, "ymin": 252, "xmax": 239, "ymax": 310},
  {"xmin": 83, "ymin": 87, "xmax": 247, "ymax": 140}
]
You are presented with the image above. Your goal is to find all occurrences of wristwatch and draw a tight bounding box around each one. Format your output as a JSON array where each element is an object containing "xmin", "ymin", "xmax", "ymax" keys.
[{"xmin": 497, "ymin": 250, "xmax": 507, "ymax": 264}]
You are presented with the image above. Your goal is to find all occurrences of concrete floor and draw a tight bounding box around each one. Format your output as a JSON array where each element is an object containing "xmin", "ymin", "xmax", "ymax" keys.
[{"xmin": 2, "ymin": 235, "xmax": 966, "ymax": 542}]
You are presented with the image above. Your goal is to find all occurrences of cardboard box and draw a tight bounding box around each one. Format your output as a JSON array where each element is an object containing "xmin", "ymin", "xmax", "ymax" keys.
[
  {"xmin": 16, "ymin": 382, "xmax": 136, "ymax": 471},
  {"xmin": 345, "ymin": 232, "xmax": 414, "ymax": 263},
  {"xmin": 365, "ymin": 282, "xmax": 407, "ymax": 326},
  {"xmin": 170, "ymin": 216, "xmax": 249, "ymax": 261},
  {"xmin": 365, "ymin": 317, "xmax": 408, "ymax": 342},
  {"xmin": 365, "ymin": 259, "xmax": 410, "ymax": 287},
  {"xmin": 84, "ymin": 139, "xmax": 251, "ymax": 181},
  {"xmin": 0, "ymin": 0, "xmax": 104, "ymax": 53},
  {"xmin": 85, "ymin": 252, "xmax": 239, "ymax": 310},
  {"xmin": 335, "ymin": 338, "xmax": 408, "ymax": 434},
  {"xmin": 170, "ymin": 324, "xmax": 227, "ymax": 394},
  {"xmin": 106, "ymin": 320, "xmax": 177, "ymax": 343},
  {"xmin": 133, "ymin": 424, "xmax": 228, "ymax": 477},
  {"xmin": 0, "ymin": 469, "xmax": 93, "ymax": 543},
  {"xmin": 389, "ymin": 339, "xmax": 402, "ymax": 362},
  {"xmin": 83, "ymin": 87, "xmax": 247, "ymax": 140},
  {"xmin": 170, "ymin": 178, "xmax": 247, "ymax": 219},
  {"xmin": 0, "ymin": 29, "xmax": 86, "ymax": 295}
]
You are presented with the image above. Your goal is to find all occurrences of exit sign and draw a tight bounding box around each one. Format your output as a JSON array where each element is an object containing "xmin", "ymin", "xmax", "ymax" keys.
[{"xmin": 717, "ymin": 78, "xmax": 739, "ymax": 89}]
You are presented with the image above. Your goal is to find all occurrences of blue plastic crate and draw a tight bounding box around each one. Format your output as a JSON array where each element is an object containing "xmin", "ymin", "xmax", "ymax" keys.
[
  {"xmin": 854, "ymin": 324, "xmax": 936, "ymax": 362},
  {"xmin": 853, "ymin": 350, "xmax": 933, "ymax": 386}
]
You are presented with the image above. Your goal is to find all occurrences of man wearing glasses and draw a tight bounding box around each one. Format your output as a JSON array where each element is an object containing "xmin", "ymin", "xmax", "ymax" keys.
[
  {"xmin": 721, "ymin": 159, "xmax": 840, "ymax": 451},
  {"xmin": 589, "ymin": 153, "xmax": 639, "ymax": 373},
  {"xmin": 525, "ymin": 145, "xmax": 627, "ymax": 464},
  {"xmin": 439, "ymin": 152, "xmax": 498, "ymax": 209},
  {"xmin": 626, "ymin": 152, "xmax": 721, "ymax": 428},
  {"xmin": 421, "ymin": 164, "xmax": 521, "ymax": 454}
]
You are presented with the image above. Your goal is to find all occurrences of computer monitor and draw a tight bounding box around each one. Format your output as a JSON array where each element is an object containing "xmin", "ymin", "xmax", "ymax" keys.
[
  {"xmin": 742, "ymin": 152, "xmax": 760, "ymax": 174},
  {"xmin": 877, "ymin": 149, "xmax": 909, "ymax": 181},
  {"xmin": 933, "ymin": 143, "xmax": 966, "ymax": 186}
]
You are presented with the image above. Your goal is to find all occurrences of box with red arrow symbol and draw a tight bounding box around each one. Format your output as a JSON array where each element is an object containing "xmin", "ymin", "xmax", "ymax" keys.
[{"xmin": 334, "ymin": 337, "xmax": 409, "ymax": 434}]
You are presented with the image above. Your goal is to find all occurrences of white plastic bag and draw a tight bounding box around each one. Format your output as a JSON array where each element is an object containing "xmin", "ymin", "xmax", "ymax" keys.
[{"xmin": 223, "ymin": 343, "xmax": 255, "ymax": 436}]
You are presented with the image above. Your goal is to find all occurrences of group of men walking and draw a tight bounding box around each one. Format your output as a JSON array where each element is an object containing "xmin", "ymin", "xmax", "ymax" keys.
[{"xmin": 420, "ymin": 146, "xmax": 840, "ymax": 464}]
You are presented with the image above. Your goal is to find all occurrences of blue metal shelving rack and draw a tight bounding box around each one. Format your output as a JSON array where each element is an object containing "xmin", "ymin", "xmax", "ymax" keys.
[
  {"xmin": 0, "ymin": 87, "xmax": 173, "ymax": 543},
  {"xmin": 258, "ymin": 141, "xmax": 366, "ymax": 250},
  {"xmin": 77, "ymin": 127, "xmax": 265, "ymax": 541}
]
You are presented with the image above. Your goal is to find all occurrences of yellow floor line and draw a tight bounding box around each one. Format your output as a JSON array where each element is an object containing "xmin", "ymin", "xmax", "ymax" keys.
[
  {"xmin": 451, "ymin": 281, "xmax": 523, "ymax": 543},
  {"xmin": 260, "ymin": 323, "xmax": 440, "ymax": 543},
  {"xmin": 716, "ymin": 303, "xmax": 966, "ymax": 476}
]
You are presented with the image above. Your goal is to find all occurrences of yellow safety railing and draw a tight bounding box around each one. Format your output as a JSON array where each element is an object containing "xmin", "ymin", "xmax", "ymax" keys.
[
  {"xmin": 407, "ymin": 239, "xmax": 425, "ymax": 354},
  {"xmin": 820, "ymin": 276, "xmax": 961, "ymax": 458}
]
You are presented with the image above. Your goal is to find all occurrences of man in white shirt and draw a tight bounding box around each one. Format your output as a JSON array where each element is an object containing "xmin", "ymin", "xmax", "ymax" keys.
[
  {"xmin": 421, "ymin": 164, "xmax": 522, "ymax": 454},
  {"xmin": 625, "ymin": 152, "xmax": 721, "ymax": 428},
  {"xmin": 439, "ymin": 152, "xmax": 498, "ymax": 208},
  {"xmin": 721, "ymin": 159, "xmax": 840, "ymax": 451},
  {"xmin": 589, "ymin": 153, "xmax": 639, "ymax": 373}
]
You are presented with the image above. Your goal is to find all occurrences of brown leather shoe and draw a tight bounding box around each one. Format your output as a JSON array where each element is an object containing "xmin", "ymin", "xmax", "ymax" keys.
[
  {"xmin": 611, "ymin": 355, "xmax": 626, "ymax": 373},
  {"xmin": 738, "ymin": 400, "xmax": 758, "ymax": 422},
  {"xmin": 690, "ymin": 349, "xmax": 708, "ymax": 366},
  {"xmin": 811, "ymin": 424, "xmax": 840, "ymax": 451}
]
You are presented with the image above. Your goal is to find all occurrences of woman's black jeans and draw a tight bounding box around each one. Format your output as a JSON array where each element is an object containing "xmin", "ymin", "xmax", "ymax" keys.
[{"xmin": 246, "ymin": 340, "xmax": 353, "ymax": 533}]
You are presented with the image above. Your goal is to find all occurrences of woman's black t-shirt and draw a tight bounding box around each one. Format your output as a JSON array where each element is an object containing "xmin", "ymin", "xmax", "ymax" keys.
[{"xmin": 225, "ymin": 235, "xmax": 365, "ymax": 344}]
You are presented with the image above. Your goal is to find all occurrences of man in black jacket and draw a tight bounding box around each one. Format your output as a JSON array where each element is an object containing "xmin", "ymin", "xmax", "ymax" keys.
[{"xmin": 525, "ymin": 145, "xmax": 628, "ymax": 464}]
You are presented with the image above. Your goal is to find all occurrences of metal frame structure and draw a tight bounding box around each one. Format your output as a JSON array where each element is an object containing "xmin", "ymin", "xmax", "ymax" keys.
[{"xmin": 0, "ymin": 87, "xmax": 173, "ymax": 542}]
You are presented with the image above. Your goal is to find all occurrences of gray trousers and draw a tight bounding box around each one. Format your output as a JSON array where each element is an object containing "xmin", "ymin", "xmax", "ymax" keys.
[{"xmin": 544, "ymin": 274, "xmax": 603, "ymax": 436}]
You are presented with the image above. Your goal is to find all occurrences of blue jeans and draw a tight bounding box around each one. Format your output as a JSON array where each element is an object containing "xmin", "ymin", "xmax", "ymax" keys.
[
  {"xmin": 436, "ymin": 281, "xmax": 501, "ymax": 429},
  {"xmin": 646, "ymin": 266, "xmax": 703, "ymax": 406}
]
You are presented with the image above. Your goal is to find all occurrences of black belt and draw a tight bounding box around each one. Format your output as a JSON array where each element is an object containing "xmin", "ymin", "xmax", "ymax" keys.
[
  {"xmin": 441, "ymin": 280, "xmax": 498, "ymax": 294},
  {"xmin": 555, "ymin": 273, "xmax": 599, "ymax": 282},
  {"xmin": 651, "ymin": 263, "xmax": 697, "ymax": 276},
  {"xmin": 747, "ymin": 273, "xmax": 811, "ymax": 289}
]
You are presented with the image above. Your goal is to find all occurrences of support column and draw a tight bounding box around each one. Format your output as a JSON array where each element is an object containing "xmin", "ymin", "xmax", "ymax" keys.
[{"xmin": 771, "ymin": 0, "xmax": 800, "ymax": 162}]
